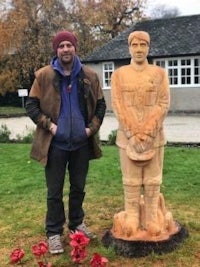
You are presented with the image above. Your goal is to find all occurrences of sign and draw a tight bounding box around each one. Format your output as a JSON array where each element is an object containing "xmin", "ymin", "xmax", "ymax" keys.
[
  {"xmin": 18, "ymin": 89, "xmax": 28, "ymax": 108},
  {"xmin": 18, "ymin": 89, "xmax": 28, "ymax": 97}
]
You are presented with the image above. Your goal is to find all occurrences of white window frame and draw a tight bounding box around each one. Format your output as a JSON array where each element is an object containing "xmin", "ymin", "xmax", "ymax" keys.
[
  {"xmin": 102, "ymin": 62, "xmax": 114, "ymax": 89},
  {"xmin": 154, "ymin": 57, "xmax": 200, "ymax": 87}
]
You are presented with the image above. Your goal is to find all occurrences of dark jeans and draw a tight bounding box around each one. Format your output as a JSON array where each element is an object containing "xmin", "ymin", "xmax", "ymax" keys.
[{"xmin": 45, "ymin": 145, "xmax": 89, "ymax": 237}]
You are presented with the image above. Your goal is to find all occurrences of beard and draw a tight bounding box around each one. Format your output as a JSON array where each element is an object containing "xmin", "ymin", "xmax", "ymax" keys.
[{"xmin": 60, "ymin": 53, "xmax": 74, "ymax": 65}]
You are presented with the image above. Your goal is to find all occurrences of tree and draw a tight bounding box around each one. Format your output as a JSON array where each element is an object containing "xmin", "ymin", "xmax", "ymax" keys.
[
  {"xmin": 67, "ymin": 0, "xmax": 146, "ymax": 56},
  {"xmin": 0, "ymin": 0, "xmax": 147, "ymax": 96},
  {"xmin": 0, "ymin": 0, "xmax": 69, "ymax": 94},
  {"xmin": 149, "ymin": 4, "xmax": 180, "ymax": 19}
]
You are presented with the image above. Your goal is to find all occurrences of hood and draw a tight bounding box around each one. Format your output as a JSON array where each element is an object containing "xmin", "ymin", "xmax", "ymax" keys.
[{"xmin": 51, "ymin": 55, "xmax": 82, "ymax": 79}]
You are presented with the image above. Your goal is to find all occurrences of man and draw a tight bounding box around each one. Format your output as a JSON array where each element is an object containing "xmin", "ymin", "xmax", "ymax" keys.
[
  {"xmin": 25, "ymin": 31, "xmax": 106, "ymax": 254},
  {"xmin": 111, "ymin": 31, "xmax": 170, "ymax": 237}
]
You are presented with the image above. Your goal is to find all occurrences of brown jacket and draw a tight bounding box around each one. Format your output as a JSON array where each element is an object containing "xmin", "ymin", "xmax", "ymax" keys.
[{"xmin": 26, "ymin": 65, "xmax": 106, "ymax": 166}]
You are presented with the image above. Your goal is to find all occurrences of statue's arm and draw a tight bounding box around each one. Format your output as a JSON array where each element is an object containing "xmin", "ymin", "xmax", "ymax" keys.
[
  {"xmin": 111, "ymin": 70, "xmax": 140, "ymax": 138},
  {"xmin": 142, "ymin": 70, "xmax": 170, "ymax": 138}
]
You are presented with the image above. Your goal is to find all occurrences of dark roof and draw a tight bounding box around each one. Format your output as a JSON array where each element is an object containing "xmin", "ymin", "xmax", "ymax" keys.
[{"xmin": 83, "ymin": 14, "xmax": 200, "ymax": 62}]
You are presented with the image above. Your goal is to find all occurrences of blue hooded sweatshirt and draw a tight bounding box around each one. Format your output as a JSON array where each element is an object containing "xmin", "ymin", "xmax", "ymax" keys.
[{"xmin": 50, "ymin": 55, "xmax": 88, "ymax": 151}]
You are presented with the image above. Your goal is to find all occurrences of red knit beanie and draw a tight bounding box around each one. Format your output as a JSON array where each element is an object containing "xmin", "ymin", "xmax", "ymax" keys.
[{"xmin": 52, "ymin": 31, "xmax": 78, "ymax": 53}]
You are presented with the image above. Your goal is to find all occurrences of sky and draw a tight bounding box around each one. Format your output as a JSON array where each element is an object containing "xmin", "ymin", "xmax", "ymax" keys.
[{"xmin": 145, "ymin": 0, "xmax": 200, "ymax": 16}]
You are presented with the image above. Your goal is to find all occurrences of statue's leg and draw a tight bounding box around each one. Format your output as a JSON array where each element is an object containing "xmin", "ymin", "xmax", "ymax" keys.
[
  {"xmin": 144, "ymin": 184, "xmax": 161, "ymax": 235},
  {"xmin": 143, "ymin": 147, "xmax": 164, "ymax": 235},
  {"xmin": 120, "ymin": 148, "xmax": 142, "ymax": 232},
  {"xmin": 123, "ymin": 184, "xmax": 141, "ymax": 231}
]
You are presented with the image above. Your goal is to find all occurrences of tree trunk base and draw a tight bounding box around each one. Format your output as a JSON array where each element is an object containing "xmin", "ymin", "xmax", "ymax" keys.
[{"xmin": 102, "ymin": 222, "xmax": 188, "ymax": 258}]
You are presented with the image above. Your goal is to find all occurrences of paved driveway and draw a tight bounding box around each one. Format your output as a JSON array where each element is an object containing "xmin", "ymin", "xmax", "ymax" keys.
[{"xmin": 0, "ymin": 114, "xmax": 200, "ymax": 143}]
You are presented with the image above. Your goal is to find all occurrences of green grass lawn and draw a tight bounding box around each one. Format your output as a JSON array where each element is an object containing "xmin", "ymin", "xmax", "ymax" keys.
[
  {"xmin": 0, "ymin": 106, "xmax": 26, "ymax": 116},
  {"xmin": 0, "ymin": 144, "xmax": 199, "ymax": 266}
]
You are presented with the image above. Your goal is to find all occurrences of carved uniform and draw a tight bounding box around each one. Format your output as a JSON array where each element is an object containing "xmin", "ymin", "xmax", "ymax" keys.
[
  {"xmin": 112, "ymin": 61, "xmax": 170, "ymax": 185},
  {"xmin": 111, "ymin": 60, "xmax": 170, "ymax": 234}
]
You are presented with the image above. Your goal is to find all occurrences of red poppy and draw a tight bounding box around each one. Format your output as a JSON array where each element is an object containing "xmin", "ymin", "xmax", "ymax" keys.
[
  {"xmin": 90, "ymin": 253, "xmax": 108, "ymax": 267},
  {"xmin": 71, "ymin": 247, "xmax": 87, "ymax": 263},
  {"xmin": 69, "ymin": 231, "xmax": 90, "ymax": 248},
  {"xmin": 32, "ymin": 241, "xmax": 48, "ymax": 257},
  {"xmin": 37, "ymin": 262, "xmax": 52, "ymax": 267},
  {"xmin": 38, "ymin": 241, "xmax": 48, "ymax": 254},
  {"xmin": 10, "ymin": 248, "xmax": 25, "ymax": 263}
]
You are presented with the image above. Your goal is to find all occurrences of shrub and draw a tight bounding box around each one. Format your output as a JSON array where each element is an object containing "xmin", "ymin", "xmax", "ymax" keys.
[
  {"xmin": 15, "ymin": 127, "xmax": 35, "ymax": 143},
  {"xmin": 107, "ymin": 129, "xmax": 117, "ymax": 145},
  {"xmin": 0, "ymin": 124, "xmax": 11, "ymax": 142}
]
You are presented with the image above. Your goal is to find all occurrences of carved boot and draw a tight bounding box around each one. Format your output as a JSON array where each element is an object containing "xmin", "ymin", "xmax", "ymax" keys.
[
  {"xmin": 144, "ymin": 185, "xmax": 161, "ymax": 236},
  {"xmin": 123, "ymin": 185, "xmax": 141, "ymax": 234}
]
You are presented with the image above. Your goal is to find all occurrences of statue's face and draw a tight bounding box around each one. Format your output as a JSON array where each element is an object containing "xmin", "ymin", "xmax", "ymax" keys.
[{"xmin": 129, "ymin": 37, "xmax": 149, "ymax": 64}]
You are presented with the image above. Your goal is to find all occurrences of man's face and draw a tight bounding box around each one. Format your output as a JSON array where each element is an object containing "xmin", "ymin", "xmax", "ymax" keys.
[
  {"xmin": 129, "ymin": 37, "xmax": 149, "ymax": 64},
  {"xmin": 57, "ymin": 40, "xmax": 76, "ymax": 65}
]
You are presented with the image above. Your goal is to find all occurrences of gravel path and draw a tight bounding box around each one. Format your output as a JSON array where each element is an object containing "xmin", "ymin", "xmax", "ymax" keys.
[{"xmin": 0, "ymin": 114, "xmax": 200, "ymax": 143}]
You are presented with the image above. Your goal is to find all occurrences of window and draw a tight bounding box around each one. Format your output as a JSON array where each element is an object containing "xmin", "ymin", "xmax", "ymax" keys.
[
  {"xmin": 155, "ymin": 60, "xmax": 165, "ymax": 68},
  {"xmin": 103, "ymin": 62, "xmax": 114, "ymax": 89},
  {"xmin": 181, "ymin": 59, "xmax": 191, "ymax": 84},
  {"xmin": 194, "ymin": 58, "xmax": 200, "ymax": 84},
  {"xmin": 154, "ymin": 57, "xmax": 200, "ymax": 86},
  {"xmin": 168, "ymin": 60, "xmax": 178, "ymax": 85}
]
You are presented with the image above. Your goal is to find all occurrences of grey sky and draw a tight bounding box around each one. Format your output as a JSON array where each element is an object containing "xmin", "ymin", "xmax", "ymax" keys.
[{"xmin": 145, "ymin": 0, "xmax": 200, "ymax": 16}]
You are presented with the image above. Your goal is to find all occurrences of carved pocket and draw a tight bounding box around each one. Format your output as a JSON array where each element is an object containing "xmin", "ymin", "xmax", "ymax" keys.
[
  {"xmin": 123, "ymin": 89, "xmax": 136, "ymax": 107},
  {"xmin": 145, "ymin": 90, "xmax": 157, "ymax": 106}
]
